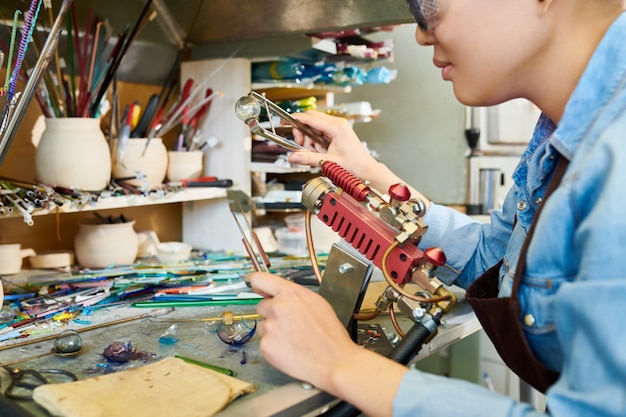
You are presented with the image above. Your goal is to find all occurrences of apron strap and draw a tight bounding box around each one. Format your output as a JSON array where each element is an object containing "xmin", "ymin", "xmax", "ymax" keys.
[{"xmin": 465, "ymin": 153, "xmax": 569, "ymax": 393}]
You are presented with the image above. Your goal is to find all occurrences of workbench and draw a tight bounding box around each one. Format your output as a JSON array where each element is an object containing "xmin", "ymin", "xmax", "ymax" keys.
[{"xmin": 1, "ymin": 267, "xmax": 480, "ymax": 417}]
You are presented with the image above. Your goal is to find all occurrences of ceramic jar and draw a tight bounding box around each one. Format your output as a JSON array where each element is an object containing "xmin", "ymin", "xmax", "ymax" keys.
[
  {"xmin": 136, "ymin": 230, "xmax": 160, "ymax": 258},
  {"xmin": 36, "ymin": 117, "xmax": 111, "ymax": 191},
  {"xmin": 111, "ymin": 138, "xmax": 168, "ymax": 189},
  {"xmin": 28, "ymin": 250, "xmax": 75, "ymax": 269},
  {"xmin": 0, "ymin": 244, "xmax": 36, "ymax": 275},
  {"xmin": 166, "ymin": 150, "xmax": 203, "ymax": 182},
  {"xmin": 156, "ymin": 241, "xmax": 192, "ymax": 263},
  {"xmin": 74, "ymin": 221, "xmax": 138, "ymax": 268}
]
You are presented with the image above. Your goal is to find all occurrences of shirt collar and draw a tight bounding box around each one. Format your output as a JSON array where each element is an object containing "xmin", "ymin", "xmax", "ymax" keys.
[{"xmin": 551, "ymin": 11, "xmax": 626, "ymax": 159}]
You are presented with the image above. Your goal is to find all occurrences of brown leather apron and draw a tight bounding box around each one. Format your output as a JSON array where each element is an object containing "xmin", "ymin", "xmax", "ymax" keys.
[{"xmin": 465, "ymin": 156, "xmax": 568, "ymax": 393}]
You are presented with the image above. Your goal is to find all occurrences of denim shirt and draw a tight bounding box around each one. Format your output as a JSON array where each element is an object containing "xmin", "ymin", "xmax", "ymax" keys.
[{"xmin": 394, "ymin": 12, "xmax": 626, "ymax": 417}]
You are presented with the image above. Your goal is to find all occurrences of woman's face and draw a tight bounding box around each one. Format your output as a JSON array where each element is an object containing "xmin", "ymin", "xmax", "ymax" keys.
[{"xmin": 414, "ymin": 0, "xmax": 552, "ymax": 107}]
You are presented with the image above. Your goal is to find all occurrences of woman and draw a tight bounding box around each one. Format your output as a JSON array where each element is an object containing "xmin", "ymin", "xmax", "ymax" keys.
[{"xmin": 249, "ymin": 0, "xmax": 626, "ymax": 415}]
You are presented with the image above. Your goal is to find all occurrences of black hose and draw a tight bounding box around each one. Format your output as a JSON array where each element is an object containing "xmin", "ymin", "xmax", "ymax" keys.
[
  {"xmin": 0, "ymin": 393, "xmax": 36, "ymax": 417},
  {"xmin": 319, "ymin": 321, "xmax": 435, "ymax": 417}
]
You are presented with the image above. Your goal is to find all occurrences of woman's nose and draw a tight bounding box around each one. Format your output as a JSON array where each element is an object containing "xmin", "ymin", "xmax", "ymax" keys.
[{"xmin": 415, "ymin": 25, "xmax": 435, "ymax": 46}]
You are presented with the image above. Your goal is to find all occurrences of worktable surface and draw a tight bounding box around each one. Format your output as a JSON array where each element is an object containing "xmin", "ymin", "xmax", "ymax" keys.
[{"xmin": 1, "ymin": 270, "xmax": 479, "ymax": 417}]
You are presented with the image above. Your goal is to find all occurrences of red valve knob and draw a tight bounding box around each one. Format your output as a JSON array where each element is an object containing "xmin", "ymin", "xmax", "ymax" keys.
[
  {"xmin": 424, "ymin": 247, "xmax": 446, "ymax": 267},
  {"xmin": 389, "ymin": 183, "xmax": 411, "ymax": 202}
]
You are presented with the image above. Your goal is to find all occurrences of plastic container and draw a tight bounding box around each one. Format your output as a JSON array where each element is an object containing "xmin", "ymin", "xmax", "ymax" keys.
[{"xmin": 275, "ymin": 227, "xmax": 307, "ymax": 255}]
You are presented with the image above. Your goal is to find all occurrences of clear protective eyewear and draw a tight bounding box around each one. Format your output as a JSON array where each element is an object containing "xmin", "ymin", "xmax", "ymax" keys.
[{"xmin": 406, "ymin": 0, "xmax": 441, "ymax": 32}]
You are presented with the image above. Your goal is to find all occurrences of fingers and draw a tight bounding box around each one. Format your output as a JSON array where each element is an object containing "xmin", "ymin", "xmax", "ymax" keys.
[
  {"xmin": 291, "ymin": 110, "xmax": 343, "ymax": 146},
  {"xmin": 288, "ymin": 150, "xmax": 327, "ymax": 167},
  {"xmin": 293, "ymin": 109, "xmax": 343, "ymax": 128},
  {"xmin": 291, "ymin": 123, "xmax": 331, "ymax": 151},
  {"xmin": 249, "ymin": 271, "xmax": 294, "ymax": 298},
  {"xmin": 313, "ymin": 142, "xmax": 329, "ymax": 153}
]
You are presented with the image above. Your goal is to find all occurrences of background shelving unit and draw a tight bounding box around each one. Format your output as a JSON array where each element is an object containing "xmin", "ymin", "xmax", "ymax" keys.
[{"xmin": 0, "ymin": 25, "xmax": 394, "ymax": 256}]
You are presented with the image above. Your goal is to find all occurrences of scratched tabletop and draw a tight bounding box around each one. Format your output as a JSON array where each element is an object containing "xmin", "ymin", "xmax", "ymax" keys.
[{"xmin": 0, "ymin": 303, "xmax": 293, "ymax": 417}]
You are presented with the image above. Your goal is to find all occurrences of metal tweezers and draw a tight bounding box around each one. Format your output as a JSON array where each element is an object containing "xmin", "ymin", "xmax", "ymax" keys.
[
  {"xmin": 228, "ymin": 193, "xmax": 270, "ymax": 273},
  {"xmin": 248, "ymin": 91, "xmax": 331, "ymax": 150}
]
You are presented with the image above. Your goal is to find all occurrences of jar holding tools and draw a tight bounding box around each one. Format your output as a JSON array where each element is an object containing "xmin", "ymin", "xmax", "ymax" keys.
[
  {"xmin": 111, "ymin": 137, "xmax": 168, "ymax": 190},
  {"xmin": 35, "ymin": 118, "xmax": 112, "ymax": 191}
]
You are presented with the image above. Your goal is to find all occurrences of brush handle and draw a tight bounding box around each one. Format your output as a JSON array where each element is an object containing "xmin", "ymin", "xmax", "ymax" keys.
[{"xmin": 131, "ymin": 94, "xmax": 159, "ymax": 138}]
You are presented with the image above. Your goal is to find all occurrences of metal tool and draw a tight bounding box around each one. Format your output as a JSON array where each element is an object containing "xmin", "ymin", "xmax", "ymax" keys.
[
  {"xmin": 2, "ymin": 366, "xmax": 78, "ymax": 400},
  {"xmin": 233, "ymin": 102, "xmax": 461, "ymax": 416},
  {"xmin": 235, "ymin": 91, "xmax": 330, "ymax": 151},
  {"xmin": 234, "ymin": 104, "xmax": 458, "ymax": 334},
  {"xmin": 228, "ymin": 192, "xmax": 270, "ymax": 273},
  {"xmin": 176, "ymin": 178, "xmax": 233, "ymax": 188}
]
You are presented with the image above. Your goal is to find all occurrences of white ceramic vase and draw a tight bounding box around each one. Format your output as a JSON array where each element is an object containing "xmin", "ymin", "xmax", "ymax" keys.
[
  {"xmin": 36, "ymin": 117, "xmax": 111, "ymax": 191},
  {"xmin": 167, "ymin": 150, "xmax": 203, "ymax": 182},
  {"xmin": 111, "ymin": 138, "xmax": 168, "ymax": 189},
  {"xmin": 74, "ymin": 221, "xmax": 138, "ymax": 268}
]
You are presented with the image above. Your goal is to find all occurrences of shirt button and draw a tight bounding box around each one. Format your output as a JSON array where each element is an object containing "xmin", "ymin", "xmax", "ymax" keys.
[
  {"xmin": 517, "ymin": 201, "xmax": 527, "ymax": 211},
  {"xmin": 524, "ymin": 314, "xmax": 536, "ymax": 327},
  {"xmin": 535, "ymin": 197, "xmax": 543, "ymax": 205}
]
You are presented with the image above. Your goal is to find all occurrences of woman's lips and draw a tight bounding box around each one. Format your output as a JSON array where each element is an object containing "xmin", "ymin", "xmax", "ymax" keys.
[
  {"xmin": 441, "ymin": 64, "xmax": 452, "ymax": 80},
  {"xmin": 434, "ymin": 59, "xmax": 452, "ymax": 80}
]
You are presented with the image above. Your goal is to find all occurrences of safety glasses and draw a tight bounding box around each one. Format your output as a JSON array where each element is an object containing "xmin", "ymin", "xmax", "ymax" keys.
[{"xmin": 406, "ymin": 0, "xmax": 440, "ymax": 32}]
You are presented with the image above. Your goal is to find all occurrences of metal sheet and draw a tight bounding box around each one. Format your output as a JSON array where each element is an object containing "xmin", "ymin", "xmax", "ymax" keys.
[
  {"xmin": 1, "ymin": 0, "xmax": 412, "ymax": 47},
  {"xmin": 318, "ymin": 243, "xmax": 373, "ymax": 328},
  {"xmin": 186, "ymin": 0, "xmax": 412, "ymax": 43}
]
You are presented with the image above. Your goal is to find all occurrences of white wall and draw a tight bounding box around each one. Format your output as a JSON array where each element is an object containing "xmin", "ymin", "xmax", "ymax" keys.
[{"xmin": 180, "ymin": 58, "xmax": 252, "ymax": 252}]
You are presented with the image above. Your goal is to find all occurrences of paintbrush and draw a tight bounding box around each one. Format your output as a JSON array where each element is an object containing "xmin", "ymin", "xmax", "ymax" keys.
[
  {"xmin": 90, "ymin": 0, "xmax": 156, "ymax": 115},
  {"xmin": 65, "ymin": 8, "xmax": 78, "ymax": 116},
  {"xmin": 131, "ymin": 93, "xmax": 159, "ymax": 138},
  {"xmin": 86, "ymin": 21, "xmax": 104, "ymax": 108},
  {"xmin": 3, "ymin": 10, "xmax": 21, "ymax": 94}
]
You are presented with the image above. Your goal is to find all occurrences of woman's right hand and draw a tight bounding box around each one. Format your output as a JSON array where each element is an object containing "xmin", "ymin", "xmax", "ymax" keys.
[
  {"xmin": 287, "ymin": 110, "xmax": 377, "ymax": 180},
  {"xmin": 287, "ymin": 110, "xmax": 429, "ymax": 208}
]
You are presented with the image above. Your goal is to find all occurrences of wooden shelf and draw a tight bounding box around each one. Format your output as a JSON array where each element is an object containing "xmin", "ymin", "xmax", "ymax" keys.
[
  {"xmin": 4, "ymin": 187, "xmax": 228, "ymax": 220},
  {"xmin": 251, "ymin": 82, "xmax": 351, "ymax": 102}
]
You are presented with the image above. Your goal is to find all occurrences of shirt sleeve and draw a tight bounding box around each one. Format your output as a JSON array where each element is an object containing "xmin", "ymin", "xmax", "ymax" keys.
[
  {"xmin": 418, "ymin": 198, "xmax": 515, "ymax": 289},
  {"xmin": 542, "ymin": 129, "xmax": 626, "ymax": 416},
  {"xmin": 393, "ymin": 368, "xmax": 545, "ymax": 417}
]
